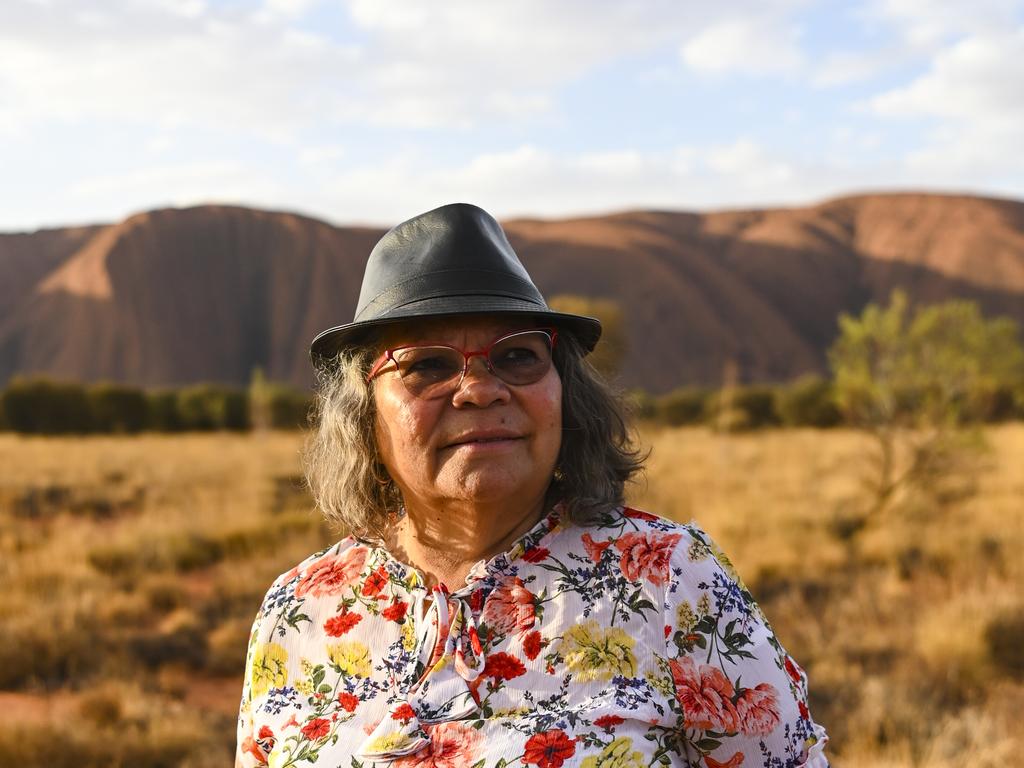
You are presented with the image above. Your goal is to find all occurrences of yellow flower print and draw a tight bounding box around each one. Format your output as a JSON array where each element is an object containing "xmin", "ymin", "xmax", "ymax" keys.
[
  {"xmin": 645, "ymin": 665, "xmax": 675, "ymax": 698},
  {"xmin": 327, "ymin": 640, "xmax": 372, "ymax": 678},
  {"xmin": 250, "ymin": 643, "xmax": 289, "ymax": 697},
  {"xmin": 697, "ymin": 593, "xmax": 712, "ymax": 617},
  {"xmin": 559, "ymin": 621, "xmax": 636, "ymax": 682},
  {"xmin": 581, "ymin": 737, "xmax": 645, "ymax": 768},
  {"xmin": 687, "ymin": 538, "xmax": 711, "ymax": 562},
  {"xmin": 402, "ymin": 620, "xmax": 417, "ymax": 652},
  {"xmin": 676, "ymin": 601, "xmax": 697, "ymax": 633},
  {"xmin": 431, "ymin": 654, "xmax": 451, "ymax": 673},
  {"xmin": 365, "ymin": 732, "xmax": 414, "ymax": 753}
]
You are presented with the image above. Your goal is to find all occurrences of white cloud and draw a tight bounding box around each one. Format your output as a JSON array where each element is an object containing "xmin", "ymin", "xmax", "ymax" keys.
[
  {"xmin": 296, "ymin": 141, "xmax": 881, "ymax": 226},
  {"xmin": 299, "ymin": 145, "xmax": 347, "ymax": 167},
  {"xmin": 0, "ymin": 0, "xmax": 818, "ymax": 137},
  {"xmin": 682, "ymin": 17, "xmax": 804, "ymax": 75},
  {"xmin": 871, "ymin": 28, "xmax": 1024, "ymax": 175},
  {"xmin": 813, "ymin": 50, "xmax": 891, "ymax": 86},
  {"xmin": 67, "ymin": 161, "xmax": 283, "ymax": 206},
  {"xmin": 866, "ymin": 0, "xmax": 1020, "ymax": 48},
  {"xmin": 0, "ymin": 1, "xmax": 361, "ymax": 139}
]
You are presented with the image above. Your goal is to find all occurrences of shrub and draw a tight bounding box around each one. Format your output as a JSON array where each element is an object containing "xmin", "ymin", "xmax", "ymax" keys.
[
  {"xmin": 776, "ymin": 375, "xmax": 842, "ymax": 427},
  {"xmin": 88, "ymin": 383, "xmax": 148, "ymax": 433},
  {"xmin": 984, "ymin": 608, "xmax": 1024, "ymax": 679},
  {"xmin": 128, "ymin": 624, "xmax": 208, "ymax": 670},
  {"xmin": 1, "ymin": 377, "xmax": 93, "ymax": 434},
  {"xmin": 655, "ymin": 387, "xmax": 709, "ymax": 426},
  {"xmin": 145, "ymin": 390, "xmax": 182, "ymax": 431},
  {"xmin": 250, "ymin": 369, "xmax": 313, "ymax": 430},
  {"xmin": 733, "ymin": 386, "xmax": 781, "ymax": 428},
  {"xmin": 0, "ymin": 613, "xmax": 106, "ymax": 689},
  {"xmin": 625, "ymin": 389, "xmax": 656, "ymax": 421},
  {"xmin": 176, "ymin": 385, "xmax": 249, "ymax": 431},
  {"xmin": 704, "ymin": 386, "xmax": 781, "ymax": 431},
  {"xmin": 266, "ymin": 384, "xmax": 313, "ymax": 429}
]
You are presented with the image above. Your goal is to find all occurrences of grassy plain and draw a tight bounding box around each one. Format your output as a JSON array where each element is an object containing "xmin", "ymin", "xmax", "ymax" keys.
[{"xmin": 1, "ymin": 426, "xmax": 1022, "ymax": 767}]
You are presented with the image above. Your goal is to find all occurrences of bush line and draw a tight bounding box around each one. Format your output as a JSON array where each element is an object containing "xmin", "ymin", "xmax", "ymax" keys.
[{"xmin": 1, "ymin": 373, "xmax": 1022, "ymax": 434}]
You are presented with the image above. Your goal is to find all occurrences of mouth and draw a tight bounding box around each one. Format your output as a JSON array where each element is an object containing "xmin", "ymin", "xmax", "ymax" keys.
[{"xmin": 443, "ymin": 431, "xmax": 524, "ymax": 449}]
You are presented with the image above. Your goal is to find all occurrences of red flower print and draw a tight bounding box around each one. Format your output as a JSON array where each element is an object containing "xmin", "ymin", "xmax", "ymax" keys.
[
  {"xmin": 581, "ymin": 533, "xmax": 613, "ymax": 563},
  {"xmin": 481, "ymin": 576, "xmax": 536, "ymax": 636},
  {"xmin": 483, "ymin": 651, "xmax": 526, "ymax": 681},
  {"xmin": 798, "ymin": 700, "xmax": 810, "ymax": 721},
  {"xmin": 300, "ymin": 717, "xmax": 331, "ymax": 741},
  {"xmin": 664, "ymin": 624, "xmax": 671, "ymax": 638},
  {"xmin": 391, "ymin": 702, "xmax": 416, "ymax": 722},
  {"xmin": 784, "ymin": 655, "xmax": 803, "ymax": 685},
  {"xmin": 337, "ymin": 692, "xmax": 359, "ymax": 712},
  {"xmin": 382, "ymin": 600, "xmax": 409, "ymax": 622},
  {"xmin": 614, "ymin": 532, "xmax": 682, "ymax": 586},
  {"xmin": 394, "ymin": 721, "xmax": 482, "ymax": 768},
  {"xmin": 257, "ymin": 725, "xmax": 275, "ymax": 742},
  {"xmin": 324, "ymin": 610, "xmax": 362, "ymax": 636},
  {"xmin": 705, "ymin": 752, "xmax": 745, "ymax": 768},
  {"xmin": 295, "ymin": 546, "xmax": 368, "ymax": 598},
  {"xmin": 593, "ymin": 714, "xmax": 625, "ymax": 730},
  {"xmin": 522, "ymin": 546, "xmax": 550, "ymax": 563},
  {"xmin": 735, "ymin": 683, "xmax": 780, "ymax": 736},
  {"xmin": 241, "ymin": 736, "xmax": 266, "ymax": 762},
  {"xmin": 670, "ymin": 655, "xmax": 740, "ymax": 733},
  {"xmin": 362, "ymin": 565, "xmax": 389, "ymax": 598},
  {"xmin": 522, "ymin": 629, "xmax": 542, "ymax": 660},
  {"xmin": 470, "ymin": 588, "xmax": 484, "ymax": 612},
  {"xmin": 623, "ymin": 507, "xmax": 659, "ymax": 522},
  {"xmin": 523, "ymin": 729, "xmax": 576, "ymax": 768}
]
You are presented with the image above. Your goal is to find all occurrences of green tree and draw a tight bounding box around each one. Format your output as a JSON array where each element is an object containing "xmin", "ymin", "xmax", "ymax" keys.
[
  {"xmin": 829, "ymin": 290, "xmax": 1024, "ymax": 516},
  {"xmin": 547, "ymin": 295, "xmax": 626, "ymax": 378}
]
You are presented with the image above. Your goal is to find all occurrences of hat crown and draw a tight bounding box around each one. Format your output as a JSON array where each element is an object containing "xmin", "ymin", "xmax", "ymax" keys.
[
  {"xmin": 309, "ymin": 202, "xmax": 601, "ymax": 364},
  {"xmin": 354, "ymin": 203, "xmax": 545, "ymax": 322}
]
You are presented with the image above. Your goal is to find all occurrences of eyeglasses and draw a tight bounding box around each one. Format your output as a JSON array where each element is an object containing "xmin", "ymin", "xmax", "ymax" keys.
[{"xmin": 367, "ymin": 328, "xmax": 558, "ymax": 400}]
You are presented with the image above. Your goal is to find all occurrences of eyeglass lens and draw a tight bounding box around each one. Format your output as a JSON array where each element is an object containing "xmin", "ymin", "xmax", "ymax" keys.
[{"xmin": 391, "ymin": 330, "xmax": 554, "ymax": 399}]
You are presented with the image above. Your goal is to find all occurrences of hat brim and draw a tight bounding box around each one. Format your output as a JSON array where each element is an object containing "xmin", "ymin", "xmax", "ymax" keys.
[{"xmin": 310, "ymin": 296, "xmax": 602, "ymax": 366}]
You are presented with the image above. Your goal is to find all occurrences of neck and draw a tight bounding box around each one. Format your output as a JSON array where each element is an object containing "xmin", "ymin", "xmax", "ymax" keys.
[{"xmin": 392, "ymin": 495, "xmax": 548, "ymax": 590}]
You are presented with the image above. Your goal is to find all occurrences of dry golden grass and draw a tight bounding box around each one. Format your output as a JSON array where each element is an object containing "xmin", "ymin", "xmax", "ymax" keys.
[{"xmin": 1, "ymin": 426, "xmax": 1022, "ymax": 766}]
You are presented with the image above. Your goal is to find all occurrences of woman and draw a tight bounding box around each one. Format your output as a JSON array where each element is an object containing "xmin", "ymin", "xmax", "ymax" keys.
[{"xmin": 237, "ymin": 204, "xmax": 829, "ymax": 767}]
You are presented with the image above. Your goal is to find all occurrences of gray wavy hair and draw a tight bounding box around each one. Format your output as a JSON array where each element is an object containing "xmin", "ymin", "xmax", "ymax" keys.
[{"xmin": 302, "ymin": 329, "xmax": 646, "ymax": 541}]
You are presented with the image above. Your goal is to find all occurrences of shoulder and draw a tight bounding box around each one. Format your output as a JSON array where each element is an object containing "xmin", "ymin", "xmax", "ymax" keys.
[
  {"xmin": 582, "ymin": 505, "xmax": 720, "ymax": 557},
  {"xmin": 255, "ymin": 536, "xmax": 369, "ymax": 617}
]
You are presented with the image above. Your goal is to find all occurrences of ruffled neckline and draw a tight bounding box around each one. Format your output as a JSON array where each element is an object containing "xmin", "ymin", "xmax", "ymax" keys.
[{"xmin": 363, "ymin": 504, "xmax": 566, "ymax": 597}]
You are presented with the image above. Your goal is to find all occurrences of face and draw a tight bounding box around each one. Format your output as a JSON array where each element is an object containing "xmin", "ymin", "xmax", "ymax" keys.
[{"xmin": 372, "ymin": 317, "xmax": 562, "ymax": 515}]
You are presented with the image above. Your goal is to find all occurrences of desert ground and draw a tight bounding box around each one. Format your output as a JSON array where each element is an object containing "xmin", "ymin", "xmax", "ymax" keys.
[{"xmin": 2, "ymin": 425, "xmax": 1021, "ymax": 767}]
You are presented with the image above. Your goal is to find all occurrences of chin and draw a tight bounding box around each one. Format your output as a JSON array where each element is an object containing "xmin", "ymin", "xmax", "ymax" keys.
[{"xmin": 445, "ymin": 468, "xmax": 545, "ymax": 504}]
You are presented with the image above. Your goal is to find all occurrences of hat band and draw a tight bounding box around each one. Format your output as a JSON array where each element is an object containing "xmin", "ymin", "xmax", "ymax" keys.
[{"xmin": 355, "ymin": 269, "xmax": 546, "ymax": 322}]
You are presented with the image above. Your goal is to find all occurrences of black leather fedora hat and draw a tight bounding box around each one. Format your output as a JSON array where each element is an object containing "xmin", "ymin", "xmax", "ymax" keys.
[{"xmin": 310, "ymin": 203, "xmax": 602, "ymax": 366}]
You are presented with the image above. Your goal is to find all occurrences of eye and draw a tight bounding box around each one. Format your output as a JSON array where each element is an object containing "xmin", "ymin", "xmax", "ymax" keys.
[
  {"xmin": 396, "ymin": 349, "xmax": 462, "ymax": 381},
  {"xmin": 495, "ymin": 346, "xmax": 542, "ymax": 366}
]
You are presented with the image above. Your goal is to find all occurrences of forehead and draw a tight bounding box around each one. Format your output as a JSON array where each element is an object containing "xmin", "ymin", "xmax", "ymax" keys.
[{"xmin": 374, "ymin": 315, "xmax": 539, "ymax": 348}]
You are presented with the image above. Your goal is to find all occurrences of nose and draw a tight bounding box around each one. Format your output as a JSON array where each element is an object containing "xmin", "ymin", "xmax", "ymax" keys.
[{"xmin": 451, "ymin": 355, "xmax": 510, "ymax": 408}]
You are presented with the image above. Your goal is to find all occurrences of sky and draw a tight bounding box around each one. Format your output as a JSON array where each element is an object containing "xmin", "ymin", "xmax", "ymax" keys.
[{"xmin": 2, "ymin": 0, "xmax": 1023, "ymax": 232}]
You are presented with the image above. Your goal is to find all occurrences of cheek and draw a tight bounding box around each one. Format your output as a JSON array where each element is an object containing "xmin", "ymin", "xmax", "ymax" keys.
[
  {"xmin": 536, "ymin": 381, "xmax": 563, "ymax": 451},
  {"xmin": 374, "ymin": 387, "xmax": 438, "ymax": 479}
]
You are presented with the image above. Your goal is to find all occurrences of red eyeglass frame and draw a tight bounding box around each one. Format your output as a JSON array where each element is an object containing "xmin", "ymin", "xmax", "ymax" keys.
[{"xmin": 366, "ymin": 327, "xmax": 559, "ymax": 384}]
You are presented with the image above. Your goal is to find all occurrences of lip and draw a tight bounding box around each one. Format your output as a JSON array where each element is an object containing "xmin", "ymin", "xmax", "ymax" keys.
[{"xmin": 442, "ymin": 429, "xmax": 524, "ymax": 449}]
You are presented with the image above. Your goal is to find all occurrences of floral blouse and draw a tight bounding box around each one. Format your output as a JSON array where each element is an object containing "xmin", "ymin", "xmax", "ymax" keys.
[{"xmin": 237, "ymin": 506, "xmax": 829, "ymax": 768}]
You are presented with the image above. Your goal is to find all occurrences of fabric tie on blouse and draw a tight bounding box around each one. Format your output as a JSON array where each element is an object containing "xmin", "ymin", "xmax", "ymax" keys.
[{"xmin": 357, "ymin": 583, "xmax": 486, "ymax": 759}]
